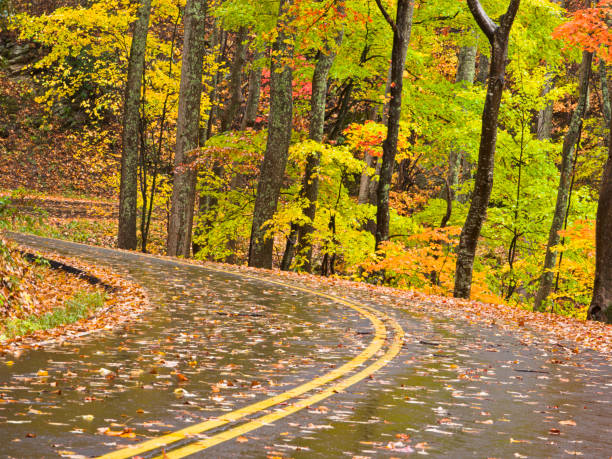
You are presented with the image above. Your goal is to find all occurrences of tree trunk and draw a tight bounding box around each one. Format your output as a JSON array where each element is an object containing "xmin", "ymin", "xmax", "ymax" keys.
[
  {"xmin": 475, "ymin": 51, "xmax": 489, "ymax": 84},
  {"xmin": 221, "ymin": 26, "xmax": 248, "ymax": 132},
  {"xmin": 600, "ymin": 61, "xmax": 611, "ymax": 126},
  {"xmin": 358, "ymin": 154, "xmax": 375, "ymax": 205},
  {"xmin": 453, "ymin": 0, "xmax": 521, "ymax": 299},
  {"xmin": 357, "ymin": 64, "xmax": 393, "ymax": 233},
  {"xmin": 374, "ymin": 0, "xmax": 415, "ymax": 248},
  {"xmin": 192, "ymin": 20, "xmax": 224, "ymax": 257},
  {"xmin": 537, "ymin": 73, "xmax": 555, "ymax": 140},
  {"xmin": 280, "ymin": 222, "xmax": 298, "ymax": 271},
  {"xmin": 357, "ymin": 62, "xmax": 393, "ymax": 229},
  {"xmin": 205, "ymin": 26, "xmax": 227, "ymax": 139},
  {"xmin": 533, "ymin": 51, "xmax": 593, "ymax": 311},
  {"xmin": 167, "ymin": 0, "xmax": 208, "ymax": 258},
  {"xmin": 118, "ymin": 0, "xmax": 152, "ymax": 250},
  {"xmin": 248, "ymin": 0, "xmax": 294, "ymax": 268},
  {"xmin": 456, "ymin": 44, "xmax": 477, "ymax": 84},
  {"xmin": 241, "ymin": 49, "xmax": 263, "ymax": 130},
  {"xmin": 443, "ymin": 40, "xmax": 477, "ymax": 228},
  {"xmin": 589, "ymin": 114, "xmax": 612, "ymax": 323},
  {"xmin": 288, "ymin": 9, "xmax": 345, "ymax": 272}
]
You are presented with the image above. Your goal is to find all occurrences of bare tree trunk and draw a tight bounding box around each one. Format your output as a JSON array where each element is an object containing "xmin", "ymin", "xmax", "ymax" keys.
[
  {"xmin": 456, "ymin": 44, "xmax": 477, "ymax": 83},
  {"xmin": 374, "ymin": 0, "xmax": 415, "ymax": 248},
  {"xmin": 475, "ymin": 51, "xmax": 489, "ymax": 84},
  {"xmin": 285, "ymin": 5, "xmax": 345, "ymax": 272},
  {"xmin": 281, "ymin": 49, "xmax": 335, "ymax": 271},
  {"xmin": 533, "ymin": 51, "xmax": 593, "ymax": 311},
  {"xmin": 221, "ymin": 26, "xmax": 248, "ymax": 132},
  {"xmin": 453, "ymin": 0, "xmax": 521, "ymax": 299},
  {"xmin": 589, "ymin": 100, "xmax": 612, "ymax": 323},
  {"xmin": 358, "ymin": 154, "xmax": 376, "ymax": 204},
  {"xmin": 192, "ymin": 20, "xmax": 224, "ymax": 257},
  {"xmin": 357, "ymin": 67, "xmax": 392, "ymax": 237},
  {"xmin": 357, "ymin": 65, "xmax": 392, "ymax": 234},
  {"xmin": 205, "ymin": 26, "xmax": 227, "ymax": 139},
  {"xmin": 443, "ymin": 38, "xmax": 477, "ymax": 228},
  {"xmin": 248, "ymin": 0, "xmax": 294, "ymax": 268},
  {"xmin": 167, "ymin": 0, "xmax": 208, "ymax": 258},
  {"xmin": 600, "ymin": 61, "xmax": 611, "ymax": 126},
  {"xmin": 118, "ymin": 0, "xmax": 152, "ymax": 250},
  {"xmin": 537, "ymin": 73, "xmax": 555, "ymax": 140},
  {"xmin": 241, "ymin": 49, "xmax": 263, "ymax": 130}
]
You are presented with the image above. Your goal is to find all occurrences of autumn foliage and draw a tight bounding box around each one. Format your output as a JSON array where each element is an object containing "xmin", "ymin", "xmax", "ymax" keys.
[{"xmin": 553, "ymin": 0, "xmax": 612, "ymax": 63}]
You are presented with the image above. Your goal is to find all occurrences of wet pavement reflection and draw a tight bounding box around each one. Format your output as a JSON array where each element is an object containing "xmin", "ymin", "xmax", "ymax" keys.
[
  {"xmin": 1, "ymin": 233, "xmax": 611, "ymax": 458},
  {"xmin": 1, "ymin": 234, "xmax": 371, "ymax": 457}
]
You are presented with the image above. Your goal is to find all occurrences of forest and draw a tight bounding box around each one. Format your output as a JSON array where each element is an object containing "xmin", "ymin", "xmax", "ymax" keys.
[{"xmin": 1, "ymin": 0, "xmax": 611, "ymax": 324}]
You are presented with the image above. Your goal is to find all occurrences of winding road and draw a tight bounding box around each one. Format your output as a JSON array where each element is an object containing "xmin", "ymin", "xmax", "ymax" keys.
[{"xmin": 1, "ymin": 233, "xmax": 611, "ymax": 458}]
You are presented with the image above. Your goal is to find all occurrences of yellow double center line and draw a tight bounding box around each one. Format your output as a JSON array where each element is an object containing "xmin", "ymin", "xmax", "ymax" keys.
[
  {"xmin": 5, "ymin": 234, "xmax": 403, "ymax": 458},
  {"xmin": 153, "ymin": 303, "xmax": 404, "ymax": 458},
  {"xmin": 77, "ymin": 263, "xmax": 403, "ymax": 459}
]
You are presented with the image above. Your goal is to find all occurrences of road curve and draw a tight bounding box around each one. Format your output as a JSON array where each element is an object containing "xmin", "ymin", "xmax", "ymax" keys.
[
  {"xmin": 1, "ymin": 233, "xmax": 402, "ymax": 458},
  {"xmin": 1, "ymin": 233, "xmax": 612, "ymax": 458}
]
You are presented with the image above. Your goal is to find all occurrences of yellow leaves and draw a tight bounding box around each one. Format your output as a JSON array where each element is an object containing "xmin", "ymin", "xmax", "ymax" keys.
[
  {"xmin": 510, "ymin": 437, "xmax": 529, "ymax": 443},
  {"xmin": 14, "ymin": 0, "xmax": 197, "ymax": 126},
  {"xmin": 98, "ymin": 368, "xmax": 113, "ymax": 377},
  {"xmin": 289, "ymin": 140, "xmax": 363, "ymax": 175}
]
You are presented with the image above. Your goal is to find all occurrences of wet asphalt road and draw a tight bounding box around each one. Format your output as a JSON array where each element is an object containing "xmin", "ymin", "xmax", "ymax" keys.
[{"xmin": 1, "ymin": 233, "xmax": 611, "ymax": 458}]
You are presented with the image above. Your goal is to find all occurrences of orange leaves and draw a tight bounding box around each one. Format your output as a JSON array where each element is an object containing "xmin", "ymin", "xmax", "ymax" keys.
[
  {"xmin": 101, "ymin": 427, "xmax": 136, "ymax": 438},
  {"xmin": 549, "ymin": 219, "xmax": 596, "ymax": 318},
  {"xmin": 410, "ymin": 225, "xmax": 461, "ymax": 244},
  {"xmin": 361, "ymin": 227, "xmax": 462, "ymax": 296},
  {"xmin": 344, "ymin": 121, "xmax": 387, "ymax": 158},
  {"xmin": 557, "ymin": 219, "xmax": 595, "ymax": 253},
  {"xmin": 360, "ymin": 226, "xmax": 503, "ymax": 305},
  {"xmin": 553, "ymin": 0, "xmax": 612, "ymax": 63},
  {"xmin": 1, "ymin": 243, "xmax": 149, "ymax": 353},
  {"xmin": 343, "ymin": 121, "xmax": 418, "ymax": 160}
]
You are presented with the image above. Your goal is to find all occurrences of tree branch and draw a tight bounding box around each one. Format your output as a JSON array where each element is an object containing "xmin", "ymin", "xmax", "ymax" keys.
[
  {"xmin": 466, "ymin": 0, "xmax": 498, "ymax": 41},
  {"xmin": 413, "ymin": 10, "xmax": 460, "ymax": 25},
  {"xmin": 500, "ymin": 0, "xmax": 521, "ymax": 33},
  {"xmin": 373, "ymin": 0, "xmax": 398, "ymax": 34}
]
